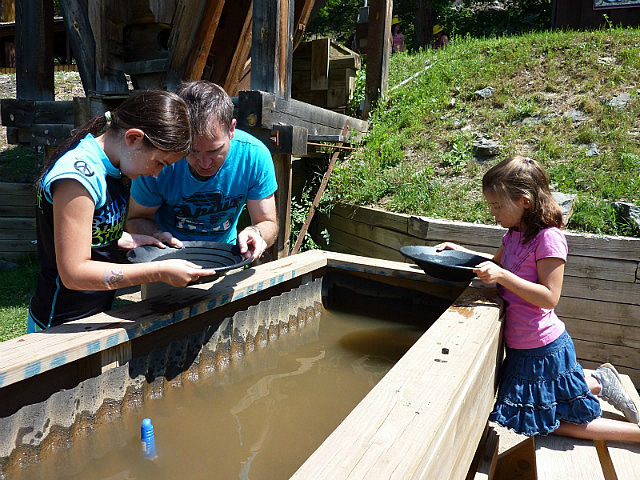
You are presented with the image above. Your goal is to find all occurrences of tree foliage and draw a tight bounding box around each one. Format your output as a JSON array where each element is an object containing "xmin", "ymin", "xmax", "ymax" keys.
[{"xmin": 306, "ymin": 0, "xmax": 553, "ymax": 50}]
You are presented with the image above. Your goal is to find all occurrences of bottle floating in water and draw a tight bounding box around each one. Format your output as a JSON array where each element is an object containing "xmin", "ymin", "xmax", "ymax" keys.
[{"xmin": 141, "ymin": 418, "xmax": 157, "ymax": 459}]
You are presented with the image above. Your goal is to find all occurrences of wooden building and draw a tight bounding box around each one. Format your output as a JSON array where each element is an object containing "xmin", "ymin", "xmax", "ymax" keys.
[
  {"xmin": 553, "ymin": 0, "xmax": 640, "ymax": 29},
  {"xmin": 0, "ymin": 0, "xmax": 392, "ymax": 260}
]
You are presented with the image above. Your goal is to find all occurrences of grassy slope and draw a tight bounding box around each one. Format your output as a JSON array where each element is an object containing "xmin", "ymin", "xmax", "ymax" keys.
[{"xmin": 328, "ymin": 27, "xmax": 640, "ymax": 237}]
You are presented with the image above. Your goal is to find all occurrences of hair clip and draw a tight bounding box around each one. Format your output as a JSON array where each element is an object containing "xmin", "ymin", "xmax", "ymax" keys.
[
  {"xmin": 524, "ymin": 157, "xmax": 532, "ymax": 163},
  {"xmin": 104, "ymin": 110, "xmax": 112, "ymax": 126}
]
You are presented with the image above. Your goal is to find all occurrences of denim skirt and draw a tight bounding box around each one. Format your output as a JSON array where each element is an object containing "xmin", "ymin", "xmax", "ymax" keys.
[{"xmin": 489, "ymin": 329, "xmax": 602, "ymax": 436}]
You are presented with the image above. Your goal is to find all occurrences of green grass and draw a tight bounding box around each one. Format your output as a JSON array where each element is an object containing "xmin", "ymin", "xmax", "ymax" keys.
[
  {"xmin": 326, "ymin": 27, "xmax": 640, "ymax": 237},
  {"xmin": 0, "ymin": 256, "xmax": 38, "ymax": 341}
]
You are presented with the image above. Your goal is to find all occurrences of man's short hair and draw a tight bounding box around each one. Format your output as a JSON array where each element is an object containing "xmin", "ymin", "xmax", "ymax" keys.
[{"xmin": 176, "ymin": 81, "xmax": 234, "ymax": 139}]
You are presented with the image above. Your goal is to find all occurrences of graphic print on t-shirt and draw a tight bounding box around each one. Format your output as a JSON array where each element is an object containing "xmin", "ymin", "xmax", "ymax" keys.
[{"xmin": 172, "ymin": 191, "xmax": 245, "ymax": 234}]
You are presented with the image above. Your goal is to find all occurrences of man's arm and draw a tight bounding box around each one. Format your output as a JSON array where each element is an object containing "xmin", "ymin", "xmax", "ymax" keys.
[
  {"xmin": 126, "ymin": 198, "xmax": 183, "ymax": 248},
  {"xmin": 237, "ymin": 194, "xmax": 278, "ymax": 260}
]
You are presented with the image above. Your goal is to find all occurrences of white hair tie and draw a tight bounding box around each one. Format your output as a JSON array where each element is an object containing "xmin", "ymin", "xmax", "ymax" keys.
[{"xmin": 104, "ymin": 110, "xmax": 112, "ymax": 126}]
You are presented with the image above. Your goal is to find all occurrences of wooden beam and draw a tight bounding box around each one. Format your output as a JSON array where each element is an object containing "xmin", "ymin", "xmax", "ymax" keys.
[
  {"xmin": 363, "ymin": 0, "xmax": 392, "ymax": 118},
  {"xmin": 222, "ymin": 4, "xmax": 253, "ymax": 96},
  {"xmin": 183, "ymin": 0, "xmax": 225, "ymax": 82},
  {"xmin": 272, "ymin": 153, "xmax": 292, "ymax": 259},
  {"xmin": 291, "ymin": 121, "xmax": 350, "ymax": 255},
  {"xmin": 293, "ymin": 0, "xmax": 317, "ymax": 49},
  {"xmin": 251, "ymin": 0, "xmax": 294, "ymax": 99},
  {"xmin": 15, "ymin": 0, "xmax": 54, "ymax": 100},
  {"xmin": 310, "ymin": 37, "xmax": 330, "ymax": 91},
  {"xmin": 237, "ymin": 90, "xmax": 368, "ymax": 140},
  {"xmin": 1, "ymin": 99, "xmax": 74, "ymax": 127},
  {"xmin": 58, "ymin": 0, "xmax": 96, "ymax": 93},
  {"xmin": 166, "ymin": 0, "xmax": 208, "ymax": 90},
  {"xmin": 291, "ymin": 283, "xmax": 501, "ymax": 479}
]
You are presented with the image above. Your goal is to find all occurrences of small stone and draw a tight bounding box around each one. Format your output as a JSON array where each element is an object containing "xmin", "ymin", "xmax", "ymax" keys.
[
  {"xmin": 475, "ymin": 86, "xmax": 495, "ymax": 99},
  {"xmin": 472, "ymin": 136, "xmax": 502, "ymax": 156},
  {"xmin": 563, "ymin": 108, "xmax": 588, "ymax": 122},
  {"xmin": 442, "ymin": 347, "xmax": 449, "ymax": 355},
  {"xmin": 585, "ymin": 144, "xmax": 599, "ymax": 157},
  {"xmin": 606, "ymin": 93, "xmax": 631, "ymax": 110}
]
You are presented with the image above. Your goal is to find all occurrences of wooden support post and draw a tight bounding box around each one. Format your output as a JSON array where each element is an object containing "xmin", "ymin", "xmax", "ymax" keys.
[
  {"xmin": 291, "ymin": 121, "xmax": 349, "ymax": 255},
  {"xmin": 182, "ymin": 0, "xmax": 225, "ymax": 82},
  {"xmin": 363, "ymin": 0, "xmax": 392, "ymax": 118},
  {"xmin": 15, "ymin": 0, "xmax": 54, "ymax": 100},
  {"xmin": 222, "ymin": 3, "xmax": 253, "ymax": 96},
  {"xmin": 166, "ymin": 0, "xmax": 209, "ymax": 90},
  {"xmin": 251, "ymin": 0, "xmax": 294, "ymax": 99},
  {"xmin": 58, "ymin": 0, "xmax": 96, "ymax": 94},
  {"xmin": 293, "ymin": 0, "xmax": 317, "ymax": 49},
  {"xmin": 88, "ymin": 0, "xmax": 128, "ymax": 93},
  {"xmin": 272, "ymin": 154, "xmax": 292, "ymax": 259}
]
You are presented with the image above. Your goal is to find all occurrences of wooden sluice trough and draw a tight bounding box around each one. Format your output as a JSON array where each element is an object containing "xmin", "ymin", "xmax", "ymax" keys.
[{"xmin": 0, "ymin": 250, "xmax": 502, "ymax": 479}]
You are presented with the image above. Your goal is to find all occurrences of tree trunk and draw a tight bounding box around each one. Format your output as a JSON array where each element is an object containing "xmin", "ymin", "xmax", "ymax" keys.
[{"xmin": 414, "ymin": 0, "xmax": 433, "ymax": 50}]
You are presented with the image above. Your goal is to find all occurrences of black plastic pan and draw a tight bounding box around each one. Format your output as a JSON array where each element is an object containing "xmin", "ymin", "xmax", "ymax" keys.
[
  {"xmin": 399, "ymin": 245, "xmax": 490, "ymax": 282},
  {"xmin": 127, "ymin": 241, "xmax": 253, "ymax": 272}
]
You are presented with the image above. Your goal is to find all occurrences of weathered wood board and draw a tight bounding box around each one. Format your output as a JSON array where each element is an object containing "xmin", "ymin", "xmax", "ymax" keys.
[{"xmin": 316, "ymin": 204, "xmax": 640, "ymax": 385}]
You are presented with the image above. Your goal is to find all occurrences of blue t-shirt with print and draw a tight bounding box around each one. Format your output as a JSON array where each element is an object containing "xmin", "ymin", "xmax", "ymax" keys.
[{"xmin": 130, "ymin": 129, "xmax": 277, "ymax": 244}]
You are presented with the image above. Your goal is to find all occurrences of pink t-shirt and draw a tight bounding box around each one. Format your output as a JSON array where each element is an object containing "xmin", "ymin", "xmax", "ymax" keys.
[{"xmin": 499, "ymin": 227, "xmax": 567, "ymax": 349}]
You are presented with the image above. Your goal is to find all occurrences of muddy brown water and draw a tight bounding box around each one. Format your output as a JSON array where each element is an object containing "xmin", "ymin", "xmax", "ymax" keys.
[{"xmin": 19, "ymin": 308, "xmax": 427, "ymax": 480}]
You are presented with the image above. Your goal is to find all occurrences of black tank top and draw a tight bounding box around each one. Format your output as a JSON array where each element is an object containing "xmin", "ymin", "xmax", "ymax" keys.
[{"xmin": 29, "ymin": 175, "xmax": 127, "ymax": 328}]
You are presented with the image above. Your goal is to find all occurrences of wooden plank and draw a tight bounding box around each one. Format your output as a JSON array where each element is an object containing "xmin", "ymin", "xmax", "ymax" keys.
[
  {"xmin": 0, "ymin": 217, "xmax": 35, "ymax": 232},
  {"xmin": 15, "ymin": 0, "xmax": 54, "ymax": 100},
  {"xmin": 557, "ymin": 297, "xmax": 640, "ymax": 327},
  {"xmin": 573, "ymin": 338, "xmax": 640, "ymax": 379},
  {"xmin": 166, "ymin": 0, "xmax": 208, "ymax": 89},
  {"xmin": 251, "ymin": 0, "xmax": 294, "ymax": 99},
  {"xmin": 563, "ymin": 275, "xmax": 640, "ymax": 305},
  {"xmin": 494, "ymin": 436, "xmax": 536, "ymax": 480},
  {"xmin": 1, "ymin": 99, "xmax": 74, "ymax": 127},
  {"xmin": 291, "ymin": 285, "xmax": 501, "ymax": 479},
  {"xmin": 183, "ymin": 0, "xmax": 225, "ymax": 82},
  {"xmin": 6, "ymin": 124, "xmax": 73, "ymax": 146},
  {"xmin": 363, "ymin": 0, "xmax": 392, "ymax": 118},
  {"xmin": 293, "ymin": 0, "xmax": 316, "ymax": 49},
  {"xmin": 58, "ymin": 0, "xmax": 95, "ymax": 93},
  {"xmin": 564, "ymin": 255, "xmax": 638, "ymax": 283},
  {"xmin": 0, "ymin": 250, "xmax": 331, "ymax": 388},
  {"xmin": 0, "ymin": 203, "xmax": 35, "ymax": 217},
  {"xmin": 564, "ymin": 316, "xmax": 640, "ymax": 350},
  {"xmin": 272, "ymin": 153, "xmax": 292, "ymax": 259},
  {"xmin": 535, "ymin": 434, "xmax": 605, "ymax": 480},
  {"xmin": 0, "ymin": 238, "xmax": 36, "ymax": 254},
  {"xmin": 0, "ymin": 182, "xmax": 35, "ymax": 196},
  {"xmin": 408, "ymin": 214, "xmax": 640, "ymax": 261},
  {"xmin": 332, "ymin": 204, "xmax": 409, "ymax": 233},
  {"xmin": 310, "ymin": 37, "xmax": 330, "ymax": 91},
  {"xmin": 469, "ymin": 425, "xmax": 499, "ymax": 480},
  {"xmin": 237, "ymin": 90, "xmax": 368, "ymax": 139},
  {"xmin": 581, "ymin": 370, "xmax": 640, "ymax": 480},
  {"xmin": 206, "ymin": 0, "xmax": 251, "ymax": 91},
  {"xmin": 222, "ymin": 4, "xmax": 252, "ymax": 97}
]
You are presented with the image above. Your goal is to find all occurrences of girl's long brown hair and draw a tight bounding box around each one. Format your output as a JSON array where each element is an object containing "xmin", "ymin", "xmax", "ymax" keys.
[
  {"xmin": 482, "ymin": 155, "xmax": 563, "ymax": 243},
  {"xmin": 40, "ymin": 90, "xmax": 191, "ymax": 182}
]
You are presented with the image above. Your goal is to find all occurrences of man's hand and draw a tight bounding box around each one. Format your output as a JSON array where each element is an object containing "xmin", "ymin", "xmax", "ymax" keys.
[
  {"xmin": 237, "ymin": 226, "xmax": 268, "ymax": 260},
  {"xmin": 118, "ymin": 231, "xmax": 168, "ymax": 250},
  {"xmin": 152, "ymin": 231, "xmax": 183, "ymax": 249}
]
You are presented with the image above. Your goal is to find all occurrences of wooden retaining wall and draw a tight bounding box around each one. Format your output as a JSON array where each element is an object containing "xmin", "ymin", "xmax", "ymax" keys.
[
  {"xmin": 316, "ymin": 204, "xmax": 640, "ymax": 385},
  {"xmin": 0, "ymin": 182, "xmax": 35, "ymax": 261}
]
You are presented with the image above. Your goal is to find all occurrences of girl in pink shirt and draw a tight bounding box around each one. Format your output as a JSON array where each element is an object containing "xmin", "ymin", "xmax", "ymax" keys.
[{"xmin": 437, "ymin": 156, "xmax": 640, "ymax": 441}]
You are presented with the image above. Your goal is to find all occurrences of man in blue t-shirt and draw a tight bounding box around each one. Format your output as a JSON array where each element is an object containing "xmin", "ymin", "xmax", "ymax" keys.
[{"xmin": 127, "ymin": 81, "xmax": 278, "ymax": 261}]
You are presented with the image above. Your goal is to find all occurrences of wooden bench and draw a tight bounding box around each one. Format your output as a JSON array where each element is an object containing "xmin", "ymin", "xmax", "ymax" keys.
[{"xmin": 471, "ymin": 370, "xmax": 640, "ymax": 480}]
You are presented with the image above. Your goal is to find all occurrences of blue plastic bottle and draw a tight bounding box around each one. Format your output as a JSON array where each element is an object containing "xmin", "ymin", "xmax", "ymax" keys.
[{"xmin": 141, "ymin": 418, "xmax": 157, "ymax": 459}]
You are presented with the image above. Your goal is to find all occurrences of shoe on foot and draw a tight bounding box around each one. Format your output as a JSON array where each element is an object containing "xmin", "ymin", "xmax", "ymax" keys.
[{"xmin": 592, "ymin": 363, "xmax": 640, "ymax": 424}]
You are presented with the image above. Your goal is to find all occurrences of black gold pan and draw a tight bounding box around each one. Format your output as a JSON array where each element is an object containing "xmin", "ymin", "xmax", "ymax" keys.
[
  {"xmin": 399, "ymin": 245, "xmax": 490, "ymax": 282},
  {"xmin": 127, "ymin": 241, "xmax": 253, "ymax": 273}
]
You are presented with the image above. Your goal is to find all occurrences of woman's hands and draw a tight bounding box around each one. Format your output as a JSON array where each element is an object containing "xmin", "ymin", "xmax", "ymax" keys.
[{"xmin": 156, "ymin": 259, "xmax": 217, "ymax": 287}]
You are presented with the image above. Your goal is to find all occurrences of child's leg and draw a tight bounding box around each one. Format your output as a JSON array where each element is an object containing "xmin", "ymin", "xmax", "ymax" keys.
[
  {"xmin": 589, "ymin": 363, "xmax": 639, "ymax": 424},
  {"xmin": 555, "ymin": 418, "xmax": 640, "ymax": 442}
]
